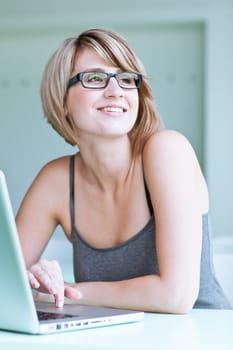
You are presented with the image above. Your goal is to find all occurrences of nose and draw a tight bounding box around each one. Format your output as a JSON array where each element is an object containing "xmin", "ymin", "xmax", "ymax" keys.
[{"xmin": 104, "ymin": 76, "xmax": 124, "ymax": 98}]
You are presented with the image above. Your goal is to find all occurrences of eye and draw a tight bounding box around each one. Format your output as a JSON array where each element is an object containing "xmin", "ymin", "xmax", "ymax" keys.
[
  {"xmin": 118, "ymin": 73, "xmax": 136, "ymax": 86},
  {"xmin": 84, "ymin": 72, "xmax": 106, "ymax": 83}
]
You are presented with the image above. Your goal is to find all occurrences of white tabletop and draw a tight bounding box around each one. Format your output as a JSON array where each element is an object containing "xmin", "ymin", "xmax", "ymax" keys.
[{"xmin": 0, "ymin": 309, "xmax": 232, "ymax": 350}]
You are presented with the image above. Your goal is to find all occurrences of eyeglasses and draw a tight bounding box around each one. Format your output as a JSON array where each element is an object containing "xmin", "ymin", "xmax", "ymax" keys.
[{"xmin": 67, "ymin": 71, "xmax": 142, "ymax": 90}]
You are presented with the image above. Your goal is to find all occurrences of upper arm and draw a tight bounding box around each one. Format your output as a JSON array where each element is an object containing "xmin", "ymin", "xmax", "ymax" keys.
[
  {"xmin": 16, "ymin": 158, "xmax": 70, "ymax": 268},
  {"xmin": 143, "ymin": 130, "xmax": 203, "ymax": 303}
]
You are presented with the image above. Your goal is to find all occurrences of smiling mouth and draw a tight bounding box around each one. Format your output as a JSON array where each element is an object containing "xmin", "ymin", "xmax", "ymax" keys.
[{"xmin": 100, "ymin": 107, "xmax": 126, "ymax": 113}]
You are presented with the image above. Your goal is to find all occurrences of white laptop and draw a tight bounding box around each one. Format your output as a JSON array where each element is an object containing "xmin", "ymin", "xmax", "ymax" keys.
[{"xmin": 0, "ymin": 170, "xmax": 144, "ymax": 334}]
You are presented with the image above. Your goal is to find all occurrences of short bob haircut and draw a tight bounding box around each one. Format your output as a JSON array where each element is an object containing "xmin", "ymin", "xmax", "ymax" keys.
[{"xmin": 40, "ymin": 28, "xmax": 163, "ymax": 157}]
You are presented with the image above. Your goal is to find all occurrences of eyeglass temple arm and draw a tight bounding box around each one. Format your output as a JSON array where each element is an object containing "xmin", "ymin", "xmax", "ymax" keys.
[{"xmin": 67, "ymin": 75, "xmax": 80, "ymax": 89}]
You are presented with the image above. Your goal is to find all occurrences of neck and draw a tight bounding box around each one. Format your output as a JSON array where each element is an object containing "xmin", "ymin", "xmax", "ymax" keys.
[{"xmin": 78, "ymin": 135, "xmax": 136, "ymax": 192}]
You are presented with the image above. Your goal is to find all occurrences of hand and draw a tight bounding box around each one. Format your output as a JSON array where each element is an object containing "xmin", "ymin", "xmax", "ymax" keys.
[{"xmin": 27, "ymin": 259, "xmax": 81, "ymax": 308}]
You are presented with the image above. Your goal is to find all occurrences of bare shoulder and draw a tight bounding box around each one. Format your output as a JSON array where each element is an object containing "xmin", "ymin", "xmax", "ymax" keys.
[
  {"xmin": 22, "ymin": 154, "xmax": 74, "ymax": 209},
  {"xmin": 39, "ymin": 155, "xmax": 71, "ymax": 176},
  {"xmin": 16, "ymin": 154, "xmax": 75, "ymax": 230},
  {"xmin": 143, "ymin": 129, "xmax": 196, "ymax": 160},
  {"xmin": 142, "ymin": 129, "xmax": 200, "ymax": 176},
  {"xmin": 142, "ymin": 130, "xmax": 209, "ymax": 213},
  {"xmin": 34, "ymin": 155, "xmax": 72, "ymax": 187}
]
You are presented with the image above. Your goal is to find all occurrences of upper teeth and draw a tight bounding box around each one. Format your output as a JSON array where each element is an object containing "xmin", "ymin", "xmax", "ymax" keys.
[{"xmin": 104, "ymin": 107, "xmax": 123, "ymax": 113}]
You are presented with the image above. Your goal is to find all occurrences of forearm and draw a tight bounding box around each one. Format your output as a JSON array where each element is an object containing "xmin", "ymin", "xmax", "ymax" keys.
[{"xmin": 67, "ymin": 275, "xmax": 197, "ymax": 314}]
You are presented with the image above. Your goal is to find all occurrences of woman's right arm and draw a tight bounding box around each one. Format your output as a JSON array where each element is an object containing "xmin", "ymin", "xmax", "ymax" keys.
[
  {"xmin": 16, "ymin": 161, "xmax": 62, "ymax": 267},
  {"xmin": 15, "ymin": 158, "xmax": 81, "ymax": 307}
]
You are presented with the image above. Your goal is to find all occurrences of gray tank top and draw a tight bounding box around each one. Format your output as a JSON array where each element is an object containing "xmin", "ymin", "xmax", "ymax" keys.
[{"xmin": 70, "ymin": 155, "xmax": 232, "ymax": 309}]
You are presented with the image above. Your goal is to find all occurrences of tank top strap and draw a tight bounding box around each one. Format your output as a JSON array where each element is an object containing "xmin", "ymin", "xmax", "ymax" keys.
[
  {"xmin": 142, "ymin": 161, "xmax": 153, "ymax": 216},
  {"xmin": 70, "ymin": 154, "xmax": 75, "ymax": 228},
  {"xmin": 144, "ymin": 180, "xmax": 153, "ymax": 216}
]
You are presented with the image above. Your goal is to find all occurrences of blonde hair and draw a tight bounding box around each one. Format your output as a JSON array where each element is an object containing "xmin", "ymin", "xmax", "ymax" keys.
[{"xmin": 40, "ymin": 28, "xmax": 164, "ymax": 157}]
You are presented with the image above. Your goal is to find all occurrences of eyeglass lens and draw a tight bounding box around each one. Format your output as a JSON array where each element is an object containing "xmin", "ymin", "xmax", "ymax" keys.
[{"xmin": 82, "ymin": 72, "xmax": 140, "ymax": 89}]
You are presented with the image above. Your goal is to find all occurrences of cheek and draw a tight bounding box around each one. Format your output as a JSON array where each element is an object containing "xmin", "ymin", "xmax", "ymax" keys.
[
  {"xmin": 66, "ymin": 90, "xmax": 89, "ymax": 117},
  {"xmin": 130, "ymin": 94, "xmax": 139, "ymax": 116}
]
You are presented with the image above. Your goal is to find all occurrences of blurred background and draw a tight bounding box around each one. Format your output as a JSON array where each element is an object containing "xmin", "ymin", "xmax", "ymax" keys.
[{"xmin": 0, "ymin": 0, "xmax": 233, "ymax": 300}]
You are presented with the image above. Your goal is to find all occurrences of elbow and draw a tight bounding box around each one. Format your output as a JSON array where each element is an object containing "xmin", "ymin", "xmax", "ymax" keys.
[
  {"xmin": 160, "ymin": 297, "xmax": 195, "ymax": 315},
  {"xmin": 157, "ymin": 281, "xmax": 199, "ymax": 314},
  {"xmin": 167, "ymin": 299, "xmax": 194, "ymax": 314}
]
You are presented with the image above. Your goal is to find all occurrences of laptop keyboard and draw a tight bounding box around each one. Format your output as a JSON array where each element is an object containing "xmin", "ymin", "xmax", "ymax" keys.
[{"xmin": 37, "ymin": 311, "xmax": 74, "ymax": 321}]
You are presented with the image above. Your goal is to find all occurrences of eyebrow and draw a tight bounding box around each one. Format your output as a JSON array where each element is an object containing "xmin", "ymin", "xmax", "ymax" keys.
[{"xmin": 82, "ymin": 67, "xmax": 121, "ymax": 73}]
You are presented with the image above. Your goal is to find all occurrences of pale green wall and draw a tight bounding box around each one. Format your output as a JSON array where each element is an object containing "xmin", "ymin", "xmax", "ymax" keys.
[{"xmin": 0, "ymin": 0, "xmax": 233, "ymax": 238}]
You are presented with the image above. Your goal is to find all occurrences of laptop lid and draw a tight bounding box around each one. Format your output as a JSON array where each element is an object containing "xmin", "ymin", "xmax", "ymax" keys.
[
  {"xmin": 0, "ymin": 170, "xmax": 144, "ymax": 334},
  {"xmin": 0, "ymin": 170, "xmax": 40, "ymax": 333}
]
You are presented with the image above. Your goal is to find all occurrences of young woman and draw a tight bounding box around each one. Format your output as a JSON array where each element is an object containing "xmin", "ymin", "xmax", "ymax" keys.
[{"xmin": 16, "ymin": 28, "xmax": 232, "ymax": 313}]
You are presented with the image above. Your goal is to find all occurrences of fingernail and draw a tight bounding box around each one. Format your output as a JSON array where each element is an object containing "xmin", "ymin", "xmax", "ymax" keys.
[
  {"xmin": 76, "ymin": 290, "xmax": 82, "ymax": 299},
  {"xmin": 57, "ymin": 300, "xmax": 64, "ymax": 308}
]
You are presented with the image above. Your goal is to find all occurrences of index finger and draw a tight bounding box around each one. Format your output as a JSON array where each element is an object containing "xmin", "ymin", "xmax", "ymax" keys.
[
  {"xmin": 39, "ymin": 259, "xmax": 65, "ymax": 308},
  {"xmin": 47, "ymin": 260, "xmax": 64, "ymax": 308},
  {"xmin": 54, "ymin": 290, "xmax": 64, "ymax": 308}
]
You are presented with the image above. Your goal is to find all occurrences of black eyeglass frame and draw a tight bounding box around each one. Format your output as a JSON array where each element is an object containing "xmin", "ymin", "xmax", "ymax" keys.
[{"xmin": 67, "ymin": 71, "xmax": 142, "ymax": 90}]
